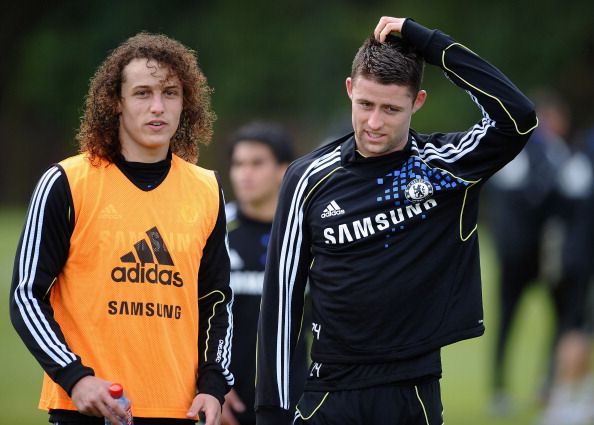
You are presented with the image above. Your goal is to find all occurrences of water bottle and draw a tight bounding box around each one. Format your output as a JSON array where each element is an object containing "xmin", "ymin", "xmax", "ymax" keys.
[{"xmin": 104, "ymin": 383, "xmax": 134, "ymax": 425}]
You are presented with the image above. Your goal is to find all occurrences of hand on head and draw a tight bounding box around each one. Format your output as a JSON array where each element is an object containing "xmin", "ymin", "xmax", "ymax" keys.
[{"xmin": 374, "ymin": 16, "xmax": 407, "ymax": 42}]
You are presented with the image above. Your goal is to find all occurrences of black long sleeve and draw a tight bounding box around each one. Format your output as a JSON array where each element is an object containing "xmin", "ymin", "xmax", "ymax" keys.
[
  {"xmin": 197, "ymin": 175, "xmax": 234, "ymax": 405},
  {"xmin": 403, "ymin": 19, "xmax": 537, "ymax": 179},
  {"xmin": 9, "ymin": 165, "xmax": 95, "ymax": 395}
]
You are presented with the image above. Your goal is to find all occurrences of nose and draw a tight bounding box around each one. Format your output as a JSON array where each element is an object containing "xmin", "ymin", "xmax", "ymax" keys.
[
  {"xmin": 367, "ymin": 108, "xmax": 383, "ymax": 130},
  {"xmin": 236, "ymin": 164, "xmax": 253, "ymax": 180},
  {"xmin": 150, "ymin": 94, "xmax": 165, "ymax": 115}
]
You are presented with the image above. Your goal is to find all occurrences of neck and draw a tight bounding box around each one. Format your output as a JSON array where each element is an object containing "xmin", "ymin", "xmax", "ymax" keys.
[
  {"xmin": 121, "ymin": 151, "xmax": 169, "ymax": 163},
  {"xmin": 239, "ymin": 198, "xmax": 277, "ymax": 223},
  {"xmin": 119, "ymin": 142, "xmax": 170, "ymax": 163}
]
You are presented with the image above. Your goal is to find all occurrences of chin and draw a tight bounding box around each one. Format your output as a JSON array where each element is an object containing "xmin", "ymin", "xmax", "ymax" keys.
[{"xmin": 363, "ymin": 145, "xmax": 385, "ymax": 155}]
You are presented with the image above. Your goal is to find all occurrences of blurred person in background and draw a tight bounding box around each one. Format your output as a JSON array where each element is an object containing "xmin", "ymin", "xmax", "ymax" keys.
[
  {"xmin": 539, "ymin": 122, "xmax": 594, "ymax": 425},
  {"xmin": 222, "ymin": 122, "xmax": 308, "ymax": 425},
  {"xmin": 487, "ymin": 91, "xmax": 594, "ymax": 424},
  {"xmin": 255, "ymin": 15, "xmax": 537, "ymax": 425},
  {"xmin": 9, "ymin": 32, "xmax": 233, "ymax": 425},
  {"xmin": 486, "ymin": 91, "xmax": 573, "ymax": 415}
]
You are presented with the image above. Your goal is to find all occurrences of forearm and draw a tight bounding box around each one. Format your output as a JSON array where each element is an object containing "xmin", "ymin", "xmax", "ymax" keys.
[
  {"xmin": 197, "ymin": 286, "xmax": 234, "ymax": 405},
  {"xmin": 403, "ymin": 18, "xmax": 537, "ymax": 136},
  {"xmin": 9, "ymin": 166, "xmax": 93, "ymax": 394},
  {"xmin": 197, "ymin": 181, "xmax": 234, "ymax": 404}
]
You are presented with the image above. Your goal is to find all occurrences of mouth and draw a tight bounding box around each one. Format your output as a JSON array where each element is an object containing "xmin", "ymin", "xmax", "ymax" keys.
[
  {"xmin": 364, "ymin": 130, "xmax": 385, "ymax": 141},
  {"xmin": 147, "ymin": 120, "xmax": 167, "ymax": 129}
]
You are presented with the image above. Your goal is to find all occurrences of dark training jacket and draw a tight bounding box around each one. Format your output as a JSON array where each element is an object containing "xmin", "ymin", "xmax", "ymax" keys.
[
  {"xmin": 226, "ymin": 203, "xmax": 308, "ymax": 424},
  {"xmin": 255, "ymin": 18, "xmax": 537, "ymax": 424}
]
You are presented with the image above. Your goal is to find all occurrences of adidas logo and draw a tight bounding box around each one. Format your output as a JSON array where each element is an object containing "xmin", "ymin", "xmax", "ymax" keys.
[
  {"xmin": 110, "ymin": 226, "xmax": 183, "ymax": 287},
  {"xmin": 99, "ymin": 204, "xmax": 122, "ymax": 219},
  {"xmin": 321, "ymin": 200, "xmax": 345, "ymax": 218}
]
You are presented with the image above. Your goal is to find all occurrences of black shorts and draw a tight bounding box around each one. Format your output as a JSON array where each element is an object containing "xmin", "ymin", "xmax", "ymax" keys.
[
  {"xmin": 294, "ymin": 379, "xmax": 442, "ymax": 425},
  {"xmin": 50, "ymin": 420, "xmax": 195, "ymax": 425},
  {"xmin": 50, "ymin": 412, "xmax": 195, "ymax": 425}
]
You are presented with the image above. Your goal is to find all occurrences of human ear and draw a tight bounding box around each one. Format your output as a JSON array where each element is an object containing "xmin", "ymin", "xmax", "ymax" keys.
[
  {"xmin": 412, "ymin": 90, "xmax": 427, "ymax": 114},
  {"xmin": 346, "ymin": 77, "xmax": 353, "ymax": 99}
]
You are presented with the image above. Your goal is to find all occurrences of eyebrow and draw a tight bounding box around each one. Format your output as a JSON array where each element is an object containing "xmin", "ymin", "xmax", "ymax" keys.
[
  {"xmin": 163, "ymin": 83, "xmax": 181, "ymax": 90},
  {"xmin": 356, "ymin": 98, "xmax": 403, "ymax": 109},
  {"xmin": 131, "ymin": 83, "xmax": 181, "ymax": 90}
]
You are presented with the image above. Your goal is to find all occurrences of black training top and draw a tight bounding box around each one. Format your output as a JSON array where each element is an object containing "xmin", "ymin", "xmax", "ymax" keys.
[
  {"xmin": 226, "ymin": 203, "xmax": 308, "ymax": 424},
  {"xmin": 255, "ymin": 18, "xmax": 537, "ymax": 425}
]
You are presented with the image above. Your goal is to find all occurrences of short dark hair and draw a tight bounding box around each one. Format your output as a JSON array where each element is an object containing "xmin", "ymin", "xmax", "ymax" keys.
[
  {"xmin": 77, "ymin": 32, "xmax": 215, "ymax": 164},
  {"xmin": 229, "ymin": 121, "xmax": 295, "ymax": 164},
  {"xmin": 351, "ymin": 34, "xmax": 424, "ymax": 95}
]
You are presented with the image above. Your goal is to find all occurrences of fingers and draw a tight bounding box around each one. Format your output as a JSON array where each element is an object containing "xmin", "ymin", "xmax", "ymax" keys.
[
  {"xmin": 373, "ymin": 16, "xmax": 389, "ymax": 40},
  {"xmin": 225, "ymin": 389, "xmax": 246, "ymax": 412},
  {"xmin": 105, "ymin": 393, "xmax": 128, "ymax": 422},
  {"xmin": 70, "ymin": 376, "xmax": 125, "ymax": 423},
  {"xmin": 186, "ymin": 395, "xmax": 205, "ymax": 420},
  {"xmin": 102, "ymin": 403, "xmax": 124, "ymax": 425},
  {"xmin": 203, "ymin": 404, "xmax": 221, "ymax": 425},
  {"xmin": 188, "ymin": 393, "xmax": 222, "ymax": 425},
  {"xmin": 220, "ymin": 389, "xmax": 244, "ymax": 425},
  {"xmin": 221, "ymin": 403, "xmax": 240, "ymax": 425},
  {"xmin": 374, "ymin": 16, "xmax": 406, "ymax": 42},
  {"xmin": 75, "ymin": 390, "xmax": 121, "ymax": 423}
]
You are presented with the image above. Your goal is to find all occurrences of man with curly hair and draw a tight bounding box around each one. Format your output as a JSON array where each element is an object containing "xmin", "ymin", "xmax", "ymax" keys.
[{"xmin": 9, "ymin": 32, "xmax": 233, "ymax": 425}]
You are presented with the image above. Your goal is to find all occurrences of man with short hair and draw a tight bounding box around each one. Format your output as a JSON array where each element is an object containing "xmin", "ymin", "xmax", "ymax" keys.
[
  {"xmin": 10, "ymin": 32, "xmax": 233, "ymax": 425},
  {"xmin": 255, "ymin": 16, "xmax": 537, "ymax": 424},
  {"xmin": 222, "ymin": 121, "xmax": 307, "ymax": 425}
]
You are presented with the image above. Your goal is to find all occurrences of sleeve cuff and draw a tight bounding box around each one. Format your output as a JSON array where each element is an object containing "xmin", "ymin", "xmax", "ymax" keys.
[
  {"xmin": 53, "ymin": 360, "xmax": 95, "ymax": 396},
  {"xmin": 402, "ymin": 18, "xmax": 451, "ymax": 65},
  {"xmin": 198, "ymin": 369, "xmax": 228, "ymax": 406}
]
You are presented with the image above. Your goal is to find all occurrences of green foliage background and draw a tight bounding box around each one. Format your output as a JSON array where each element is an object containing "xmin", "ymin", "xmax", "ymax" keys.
[
  {"xmin": 1, "ymin": 0, "xmax": 594, "ymax": 204},
  {"xmin": 2, "ymin": 1, "xmax": 592, "ymax": 423}
]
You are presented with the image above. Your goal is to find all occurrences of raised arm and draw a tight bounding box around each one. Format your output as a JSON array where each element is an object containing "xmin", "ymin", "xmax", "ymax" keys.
[{"xmin": 378, "ymin": 16, "xmax": 538, "ymax": 179}]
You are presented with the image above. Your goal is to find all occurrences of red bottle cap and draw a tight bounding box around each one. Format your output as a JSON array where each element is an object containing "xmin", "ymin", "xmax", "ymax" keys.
[{"xmin": 108, "ymin": 383, "xmax": 124, "ymax": 398}]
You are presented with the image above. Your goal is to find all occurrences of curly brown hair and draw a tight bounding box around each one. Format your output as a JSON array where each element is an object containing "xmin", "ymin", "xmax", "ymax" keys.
[{"xmin": 76, "ymin": 32, "xmax": 215, "ymax": 164}]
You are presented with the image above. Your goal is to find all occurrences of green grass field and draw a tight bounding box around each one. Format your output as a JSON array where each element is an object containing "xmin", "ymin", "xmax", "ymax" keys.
[{"xmin": 0, "ymin": 207, "xmax": 555, "ymax": 424}]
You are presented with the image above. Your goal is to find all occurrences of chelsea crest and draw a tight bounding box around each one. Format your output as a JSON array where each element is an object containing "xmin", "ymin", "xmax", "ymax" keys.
[{"xmin": 405, "ymin": 179, "xmax": 434, "ymax": 203}]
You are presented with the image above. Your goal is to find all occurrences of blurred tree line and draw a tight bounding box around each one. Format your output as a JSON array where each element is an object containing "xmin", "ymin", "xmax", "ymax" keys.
[{"xmin": 2, "ymin": 0, "xmax": 593, "ymax": 205}]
